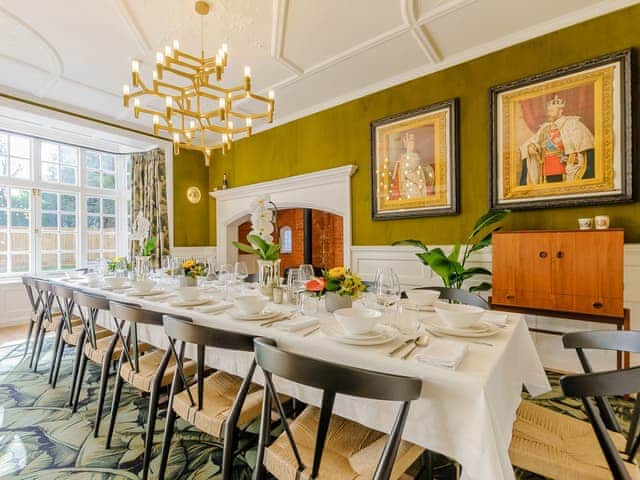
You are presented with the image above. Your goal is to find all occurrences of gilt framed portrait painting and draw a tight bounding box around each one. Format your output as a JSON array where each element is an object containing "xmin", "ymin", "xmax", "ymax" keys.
[
  {"xmin": 370, "ymin": 99, "xmax": 459, "ymax": 220},
  {"xmin": 489, "ymin": 49, "xmax": 633, "ymax": 210}
]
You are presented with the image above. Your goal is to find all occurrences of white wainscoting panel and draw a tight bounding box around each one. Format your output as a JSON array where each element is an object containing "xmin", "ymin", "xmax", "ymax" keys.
[
  {"xmin": 170, "ymin": 246, "xmax": 217, "ymax": 260},
  {"xmin": 0, "ymin": 281, "xmax": 32, "ymax": 328},
  {"xmin": 351, "ymin": 244, "xmax": 640, "ymax": 372}
]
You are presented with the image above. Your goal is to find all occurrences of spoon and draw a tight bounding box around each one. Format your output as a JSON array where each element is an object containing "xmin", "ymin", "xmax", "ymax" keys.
[{"xmin": 401, "ymin": 335, "xmax": 430, "ymax": 359}]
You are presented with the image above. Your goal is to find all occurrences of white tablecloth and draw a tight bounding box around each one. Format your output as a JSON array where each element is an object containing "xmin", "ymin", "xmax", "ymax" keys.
[{"xmin": 69, "ymin": 281, "xmax": 549, "ymax": 480}]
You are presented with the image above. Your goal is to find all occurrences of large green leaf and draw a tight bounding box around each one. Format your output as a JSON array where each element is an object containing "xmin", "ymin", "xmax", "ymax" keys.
[
  {"xmin": 392, "ymin": 239, "xmax": 428, "ymax": 251},
  {"xmin": 264, "ymin": 243, "xmax": 280, "ymax": 261},
  {"xmin": 468, "ymin": 209, "xmax": 509, "ymax": 241},
  {"xmin": 469, "ymin": 282, "xmax": 492, "ymax": 292},
  {"xmin": 232, "ymin": 241, "xmax": 259, "ymax": 256},
  {"xmin": 448, "ymin": 243, "xmax": 461, "ymax": 262},
  {"xmin": 247, "ymin": 234, "xmax": 269, "ymax": 255},
  {"xmin": 468, "ymin": 231, "xmax": 494, "ymax": 255},
  {"xmin": 142, "ymin": 236, "xmax": 157, "ymax": 256}
]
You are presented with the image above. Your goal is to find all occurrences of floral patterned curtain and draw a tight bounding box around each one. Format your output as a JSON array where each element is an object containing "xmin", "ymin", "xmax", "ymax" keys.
[{"xmin": 130, "ymin": 148, "xmax": 168, "ymax": 267}]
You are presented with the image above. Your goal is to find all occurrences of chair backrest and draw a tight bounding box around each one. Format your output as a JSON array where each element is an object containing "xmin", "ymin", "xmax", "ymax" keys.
[
  {"xmin": 413, "ymin": 286, "xmax": 489, "ymax": 309},
  {"xmin": 162, "ymin": 315, "xmax": 258, "ymax": 436},
  {"xmin": 52, "ymin": 283, "xmax": 77, "ymax": 334},
  {"xmin": 109, "ymin": 300, "xmax": 163, "ymax": 374},
  {"xmin": 22, "ymin": 275, "xmax": 41, "ymax": 315},
  {"xmin": 561, "ymin": 367, "xmax": 640, "ymax": 480},
  {"xmin": 245, "ymin": 272, "xmax": 259, "ymax": 283},
  {"xmin": 253, "ymin": 337, "xmax": 422, "ymax": 479},
  {"xmin": 73, "ymin": 291, "xmax": 110, "ymax": 349},
  {"xmin": 33, "ymin": 279, "xmax": 55, "ymax": 322}
]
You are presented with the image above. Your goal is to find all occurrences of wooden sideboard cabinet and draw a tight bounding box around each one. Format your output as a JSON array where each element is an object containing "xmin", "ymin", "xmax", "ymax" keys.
[{"xmin": 492, "ymin": 229, "xmax": 624, "ymax": 318}]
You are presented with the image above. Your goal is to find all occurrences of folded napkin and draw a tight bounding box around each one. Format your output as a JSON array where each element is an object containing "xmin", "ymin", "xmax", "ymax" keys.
[
  {"xmin": 273, "ymin": 316, "xmax": 319, "ymax": 332},
  {"xmin": 481, "ymin": 311, "xmax": 508, "ymax": 327},
  {"xmin": 195, "ymin": 302, "xmax": 233, "ymax": 314},
  {"xmin": 415, "ymin": 340, "xmax": 468, "ymax": 370}
]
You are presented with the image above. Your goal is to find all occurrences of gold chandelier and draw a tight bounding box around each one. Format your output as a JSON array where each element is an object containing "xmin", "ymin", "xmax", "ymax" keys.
[{"xmin": 122, "ymin": 0, "xmax": 275, "ymax": 166}]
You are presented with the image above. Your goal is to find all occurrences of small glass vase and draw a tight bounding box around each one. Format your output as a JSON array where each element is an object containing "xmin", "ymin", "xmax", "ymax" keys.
[
  {"xmin": 324, "ymin": 291, "xmax": 352, "ymax": 313},
  {"xmin": 134, "ymin": 255, "xmax": 152, "ymax": 280},
  {"xmin": 257, "ymin": 258, "xmax": 281, "ymax": 298}
]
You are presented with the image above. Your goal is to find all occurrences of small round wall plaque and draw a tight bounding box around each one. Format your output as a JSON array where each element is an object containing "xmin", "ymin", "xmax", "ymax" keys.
[{"xmin": 186, "ymin": 186, "xmax": 202, "ymax": 204}]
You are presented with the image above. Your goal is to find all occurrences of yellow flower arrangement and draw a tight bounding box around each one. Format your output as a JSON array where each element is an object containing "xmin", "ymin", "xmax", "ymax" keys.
[
  {"xmin": 308, "ymin": 266, "xmax": 366, "ymax": 298},
  {"xmin": 182, "ymin": 258, "xmax": 207, "ymax": 278}
]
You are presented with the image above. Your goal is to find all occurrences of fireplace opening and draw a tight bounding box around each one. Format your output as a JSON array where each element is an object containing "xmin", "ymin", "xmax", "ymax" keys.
[{"xmin": 237, "ymin": 208, "xmax": 343, "ymax": 274}]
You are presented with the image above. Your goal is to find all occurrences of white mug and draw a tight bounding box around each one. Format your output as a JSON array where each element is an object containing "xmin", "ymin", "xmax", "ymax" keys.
[
  {"xmin": 594, "ymin": 215, "xmax": 610, "ymax": 230},
  {"xmin": 578, "ymin": 217, "xmax": 593, "ymax": 230}
]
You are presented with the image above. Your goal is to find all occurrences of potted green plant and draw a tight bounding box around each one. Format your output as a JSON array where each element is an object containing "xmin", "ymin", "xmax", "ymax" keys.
[
  {"xmin": 305, "ymin": 267, "xmax": 367, "ymax": 313},
  {"xmin": 393, "ymin": 210, "xmax": 509, "ymax": 292}
]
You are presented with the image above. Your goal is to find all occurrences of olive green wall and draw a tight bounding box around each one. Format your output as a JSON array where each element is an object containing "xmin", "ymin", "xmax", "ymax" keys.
[
  {"xmin": 172, "ymin": 149, "xmax": 210, "ymax": 246},
  {"xmin": 200, "ymin": 5, "xmax": 640, "ymax": 245}
]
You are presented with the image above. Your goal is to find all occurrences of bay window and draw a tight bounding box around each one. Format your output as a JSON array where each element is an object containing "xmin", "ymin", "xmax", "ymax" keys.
[{"xmin": 0, "ymin": 131, "xmax": 131, "ymax": 276}]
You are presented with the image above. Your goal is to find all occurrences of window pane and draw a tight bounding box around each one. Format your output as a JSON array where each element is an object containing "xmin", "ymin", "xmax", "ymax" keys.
[
  {"xmin": 0, "ymin": 233, "xmax": 6, "ymax": 251},
  {"xmin": 41, "ymin": 253, "xmax": 57, "ymax": 271},
  {"xmin": 86, "ymin": 151, "xmax": 100, "ymax": 169},
  {"xmin": 42, "ymin": 163, "xmax": 58, "ymax": 183},
  {"xmin": 11, "ymin": 157, "xmax": 30, "ymax": 179},
  {"xmin": 102, "ymin": 173, "xmax": 115, "ymax": 189},
  {"xmin": 41, "ymin": 213, "xmax": 58, "ymax": 228},
  {"xmin": 60, "ymin": 233, "xmax": 75, "ymax": 250},
  {"xmin": 88, "ymin": 233, "xmax": 100, "ymax": 250},
  {"xmin": 61, "ymin": 195, "xmax": 76, "ymax": 212},
  {"xmin": 11, "ymin": 211, "xmax": 29, "ymax": 227},
  {"xmin": 41, "ymin": 142, "xmax": 58, "ymax": 163},
  {"xmin": 41, "ymin": 232, "xmax": 57, "ymax": 250},
  {"xmin": 0, "ymin": 189, "xmax": 6, "ymax": 208},
  {"xmin": 10, "ymin": 136, "xmax": 30, "ymax": 158},
  {"xmin": 61, "ymin": 214, "xmax": 76, "ymax": 228},
  {"xmin": 10, "ymin": 189, "xmax": 28, "ymax": 209},
  {"xmin": 0, "ymin": 211, "xmax": 6, "ymax": 227},
  {"xmin": 0, "ymin": 156, "xmax": 7, "ymax": 176},
  {"xmin": 61, "ymin": 253, "xmax": 75, "ymax": 269},
  {"xmin": 86, "ymin": 197, "xmax": 100, "ymax": 213},
  {"xmin": 103, "ymin": 216, "xmax": 116, "ymax": 230},
  {"xmin": 103, "ymin": 198, "xmax": 115, "ymax": 215},
  {"xmin": 87, "ymin": 251, "xmax": 100, "ymax": 262},
  {"xmin": 10, "ymin": 232, "xmax": 29, "ymax": 251},
  {"xmin": 87, "ymin": 170, "xmax": 100, "ymax": 187},
  {"xmin": 41, "ymin": 192, "xmax": 57, "ymax": 211},
  {"xmin": 103, "ymin": 234, "xmax": 116, "ymax": 250},
  {"xmin": 0, "ymin": 255, "xmax": 6, "ymax": 273},
  {"xmin": 11, "ymin": 254, "xmax": 28, "ymax": 272},
  {"xmin": 102, "ymin": 155, "xmax": 115, "ymax": 171},
  {"xmin": 88, "ymin": 215, "xmax": 100, "ymax": 230},
  {"xmin": 0, "ymin": 135, "xmax": 7, "ymax": 155},
  {"xmin": 60, "ymin": 166, "xmax": 76, "ymax": 185},
  {"xmin": 60, "ymin": 146, "xmax": 78, "ymax": 165}
]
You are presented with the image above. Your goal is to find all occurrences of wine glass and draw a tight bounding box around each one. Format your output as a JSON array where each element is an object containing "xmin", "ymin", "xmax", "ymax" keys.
[
  {"xmin": 217, "ymin": 264, "xmax": 233, "ymax": 299},
  {"xmin": 298, "ymin": 264, "xmax": 315, "ymax": 280},
  {"xmin": 375, "ymin": 267, "xmax": 401, "ymax": 324},
  {"xmin": 287, "ymin": 269, "xmax": 301, "ymax": 305},
  {"xmin": 234, "ymin": 261, "xmax": 248, "ymax": 282}
]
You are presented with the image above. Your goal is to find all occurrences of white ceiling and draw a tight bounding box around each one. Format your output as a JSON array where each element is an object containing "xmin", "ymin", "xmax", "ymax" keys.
[{"xmin": 0, "ymin": 0, "xmax": 636, "ymax": 139}]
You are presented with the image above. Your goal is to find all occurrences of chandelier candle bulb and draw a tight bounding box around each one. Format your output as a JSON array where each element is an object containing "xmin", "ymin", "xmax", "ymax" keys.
[
  {"xmin": 164, "ymin": 45, "xmax": 172, "ymax": 58},
  {"xmin": 268, "ymin": 89, "xmax": 275, "ymax": 100},
  {"xmin": 152, "ymin": 70, "xmax": 158, "ymax": 82},
  {"xmin": 156, "ymin": 52, "xmax": 164, "ymax": 65},
  {"xmin": 122, "ymin": 85, "xmax": 130, "ymax": 106},
  {"xmin": 172, "ymin": 39, "xmax": 180, "ymax": 50},
  {"xmin": 243, "ymin": 66, "xmax": 251, "ymax": 90},
  {"xmin": 131, "ymin": 60, "xmax": 140, "ymax": 86},
  {"xmin": 218, "ymin": 98, "xmax": 225, "ymax": 120}
]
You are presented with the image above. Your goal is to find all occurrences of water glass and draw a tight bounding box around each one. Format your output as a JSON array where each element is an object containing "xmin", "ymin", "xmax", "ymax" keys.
[
  {"xmin": 298, "ymin": 264, "xmax": 315, "ymax": 280},
  {"xmin": 234, "ymin": 261, "xmax": 248, "ymax": 282},
  {"xmin": 297, "ymin": 291, "xmax": 319, "ymax": 316},
  {"xmin": 375, "ymin": 267, "xmax": 402, "ymax": 325}
]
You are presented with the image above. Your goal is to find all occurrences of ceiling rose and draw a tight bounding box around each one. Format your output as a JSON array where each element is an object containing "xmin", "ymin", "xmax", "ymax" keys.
[{"xmin": 122, "ymin": 0, "xmax": 275, "ymax": 166}]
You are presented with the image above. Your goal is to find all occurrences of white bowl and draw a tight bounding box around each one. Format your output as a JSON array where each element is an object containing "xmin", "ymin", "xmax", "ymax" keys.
[
  {"xmin": 104, "ymin": 276, "xmax": 126, "ymax": 289},
  {"xmin": 87, "ymin": 273, "xmax": 102, "ymax": 287},
  {"xmin": 176, "ymin": 287, "xmax": 201, "ymax": 302},
  {"xmin": 433, "ymin": 301, "xmax": 484, "ymax": 329},
  {"xmin": 234, "ymin": 295, "xmax": 268, "ymax": 315},
  {"xmin": 67, "ymin": 270, "xmax": 84, "ymax": 279},
  {"xmin": 334, "ymin": 307, "xmax": 382, "ymax": 335},
  {"xmin": 406, "ymin": 289, "xmax": 440, "ymax": 306},
  {"xmin": 131, "ymin": 279, "xmax": 156, "ymax": 293}
]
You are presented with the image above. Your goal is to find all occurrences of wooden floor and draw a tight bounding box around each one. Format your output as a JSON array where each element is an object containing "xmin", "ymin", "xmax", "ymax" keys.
[{"xmin": 0, "ymin": 323, "xmax": 28, "ymax": 347}]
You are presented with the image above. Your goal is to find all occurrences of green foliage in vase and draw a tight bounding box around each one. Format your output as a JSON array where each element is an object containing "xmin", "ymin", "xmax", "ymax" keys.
[
  {"xmin": 393, "ymin": 210, "xmax": 510, "ymax": 292},
  {"xmin": 233, "ymin": 234, "xmax": 280, "ymax": 261},
  {"xmin": 142, "ymin": 236, "xmax": 157, "ymax": 256}
]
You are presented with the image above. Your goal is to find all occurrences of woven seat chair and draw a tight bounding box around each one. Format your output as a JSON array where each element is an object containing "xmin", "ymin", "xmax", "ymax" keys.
[
  {"xmin": 510, "ymin": 330, "xmax": 640, "ymax": 479},
  {"xmin": 21, "ymin": 275, "xmax": 44, "ymax": 360},
  {"xmin": 156, "ymin": 315, "xmax": 273, "ymax": 480},
  {"xmin": 104, "ymin": 302, "xmax": 195, "ymax": 480},
  {"xmin": 252, "ymin": 337, "xmax": 424, "ymax": 480}
]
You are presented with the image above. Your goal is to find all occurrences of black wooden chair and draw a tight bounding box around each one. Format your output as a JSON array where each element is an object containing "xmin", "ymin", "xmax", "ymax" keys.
[
  {"xmin": 252, "ymin": 337, "xmax": 424, "ymax": 480},
  {"xmin": 21, "ymin": 275, "xmax": 43, "ymax": 360},
  {"xmin": 105, "ymin": 301, "xmax": 185, "ymax": 480},
  {"xmin": 71, "ymin": 291, "xmax": 121, "ymax": 434},
  {"xmin": 157, "ymin": 315, "xmax": 269, "ymax": 480},
  {"xmin": 31, "ymin": 279, "xmax": 66, "ymax": 376},
  {"xmin": 412, "ymin": 286, "xmax": 489, "ymax": 309}
]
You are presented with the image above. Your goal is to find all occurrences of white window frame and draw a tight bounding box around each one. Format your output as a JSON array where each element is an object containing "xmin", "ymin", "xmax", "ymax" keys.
[{"xmin": 0, "ymin": 132, "xmax": 131, "ymax": 278}]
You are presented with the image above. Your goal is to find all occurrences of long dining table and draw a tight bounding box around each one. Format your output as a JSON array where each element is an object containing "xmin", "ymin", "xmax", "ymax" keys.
[{"xmin": 55, "ymin": 276, "xmax": 550, "ymax": 480}]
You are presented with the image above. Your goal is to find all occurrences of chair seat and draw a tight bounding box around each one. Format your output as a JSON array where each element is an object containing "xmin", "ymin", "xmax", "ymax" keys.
[
  {"xmin": 265, "ymin": 406, "xmax": 423, "ymax": 480},
  {"xmin": 510, "ymin": 400, "xmax": 640, "ymax": 480},
  {"xmin": 120, "ymin": 349, "xmax": 197, "ymax": 392},
  {"xmin": 84, "ymin": 335, "xmax": 151, "ymax": 363},
  {"xmin": 62, "ymin": 325, "xmax": 110, "ymax": 346},
  {"xmin": 173, "ymin": 370, "xmax": 264, "ymax": 438},
  {"xmin": 43, "ymin": 314, "xmax": 81, "ymax": 332}
]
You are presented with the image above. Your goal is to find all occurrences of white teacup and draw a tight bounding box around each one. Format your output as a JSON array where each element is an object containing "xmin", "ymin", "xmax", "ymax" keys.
[
  {"xmin": 595, "ymin": 215, "xmax": 610, "ymax": 230},
  {"xmin": 334, "ymin": 307, "xmax": 382, "ymax": 335},
  {"xmin": 131, "ymin": 279, "xmax": 155, "ymax": 293},
  {"xmin": 87, "ymin": 273, "xmax": 102, "ymax": 287},
  {"xmin": 235, "ymin": 295, "xmax": 268, "ymax": 315},
  {"xmin": 176, "ymin": 287, "xmax": 201, "ymax": 302},
  {"xmin": 104, "ymin": 276, "xmax": 126, "ymax": 289},
  {"xmin": 406, "ymin": 289, "xmax": 440, "ymax": 307},
  {"xmin": 67, "ymin": 270, "xmax": 84, "ymax": 280}
]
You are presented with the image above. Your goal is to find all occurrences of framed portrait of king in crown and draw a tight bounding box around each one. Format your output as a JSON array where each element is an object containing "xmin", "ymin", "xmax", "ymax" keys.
[
  {"xmin": 370, "ymin": 99, "xmax": 459, "ymax": 220},
  {"xmin": 489, "ymin": 49, "xmax": 633, "ymax": 210}
]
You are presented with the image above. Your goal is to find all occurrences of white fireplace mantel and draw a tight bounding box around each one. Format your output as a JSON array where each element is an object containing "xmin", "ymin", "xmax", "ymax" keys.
[{"xmin": 210, "ymin": 165, "xmax": 358, "ymax": 266}]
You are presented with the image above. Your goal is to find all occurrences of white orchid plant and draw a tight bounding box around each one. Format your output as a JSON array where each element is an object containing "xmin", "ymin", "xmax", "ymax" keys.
[
  {"xmin": 232, "ymin": 195, "xmax": 280, "ymax": 261},
  {"xmin": 130, "ymin": 213, "xmax": 157, "ymax": 256}
]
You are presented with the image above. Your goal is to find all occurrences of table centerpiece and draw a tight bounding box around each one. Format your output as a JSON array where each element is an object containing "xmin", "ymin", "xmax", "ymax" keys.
[{"xmin": 306, "ymin": 266, "xmax": 367, "ymax": 313}]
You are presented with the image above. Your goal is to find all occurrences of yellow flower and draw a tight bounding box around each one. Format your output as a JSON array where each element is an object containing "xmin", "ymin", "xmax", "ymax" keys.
[
  {"xmin": 182, "ymin": 259, "xmax": 196, "ymax": 269},
  {"xmin": 111, "ymin": 256, "xmax": 122, "ymax": 262},
  {"xmin": 328, "ymin": 266, "xmax": 346, "ymax": 278}
]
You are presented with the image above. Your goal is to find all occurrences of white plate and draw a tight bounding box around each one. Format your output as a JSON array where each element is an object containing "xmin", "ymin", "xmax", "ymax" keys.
[
  {"xmin": 403, "ymin": 303, "xmax": 435, "ymax": 312},
  {"xmin": 127, "ymin": 289, "xmax": 165, "ymax": 297},
  {"xmin": 321, "ymin": 324, "xmax": 398, "ymax": 346},
  {"xmin": 231, "ymin": 310, "xmax": 280, "ymax": 321},
  {"xmin": 101, "ymin": 285, "xmax": 131, "ymax": 291},
  {"xmin": 170, "ymin": 298, "xmax": 211, "ymax": 307},
  {"xmin": 423, "ymin": 316, "xmax": 499, "ymax": 338}
]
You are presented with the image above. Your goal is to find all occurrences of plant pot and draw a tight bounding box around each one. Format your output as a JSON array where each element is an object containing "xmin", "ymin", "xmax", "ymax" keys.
[
  {"xmin": 179, "ymin": 276, "xmax": 198, "ymax": 287},
  {"xmin": 324, "ymin": 292, "xmax": 352, "ymax": 313},
  {"xmin": 134, "ymin": 255, "xmax": 152, "ymax": 280},
  {"xmin": 257, "ymin": 258, "xmax": 281, "ymax": 298}
]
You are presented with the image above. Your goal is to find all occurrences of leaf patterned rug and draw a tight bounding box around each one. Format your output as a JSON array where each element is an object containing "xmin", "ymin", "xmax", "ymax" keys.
[{"xmin": 0, "ymin": 336, "xmax": 633, "ymax": 479}]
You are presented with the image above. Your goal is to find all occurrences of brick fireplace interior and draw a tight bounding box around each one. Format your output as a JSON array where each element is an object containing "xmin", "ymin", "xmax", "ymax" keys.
[{"xmin": 237, "ymin": 208, "xmax": 343, "ymax": 273}]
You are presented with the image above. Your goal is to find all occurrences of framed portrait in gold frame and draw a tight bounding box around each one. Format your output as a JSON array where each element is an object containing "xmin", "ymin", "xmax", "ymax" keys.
[
  {"xmin": 490, "ymin": 49, "xmax": 633, "ymax": 210},
  {"xmin": 370, "ymin": 99, "xmax": 459, "ymax": 220}
]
